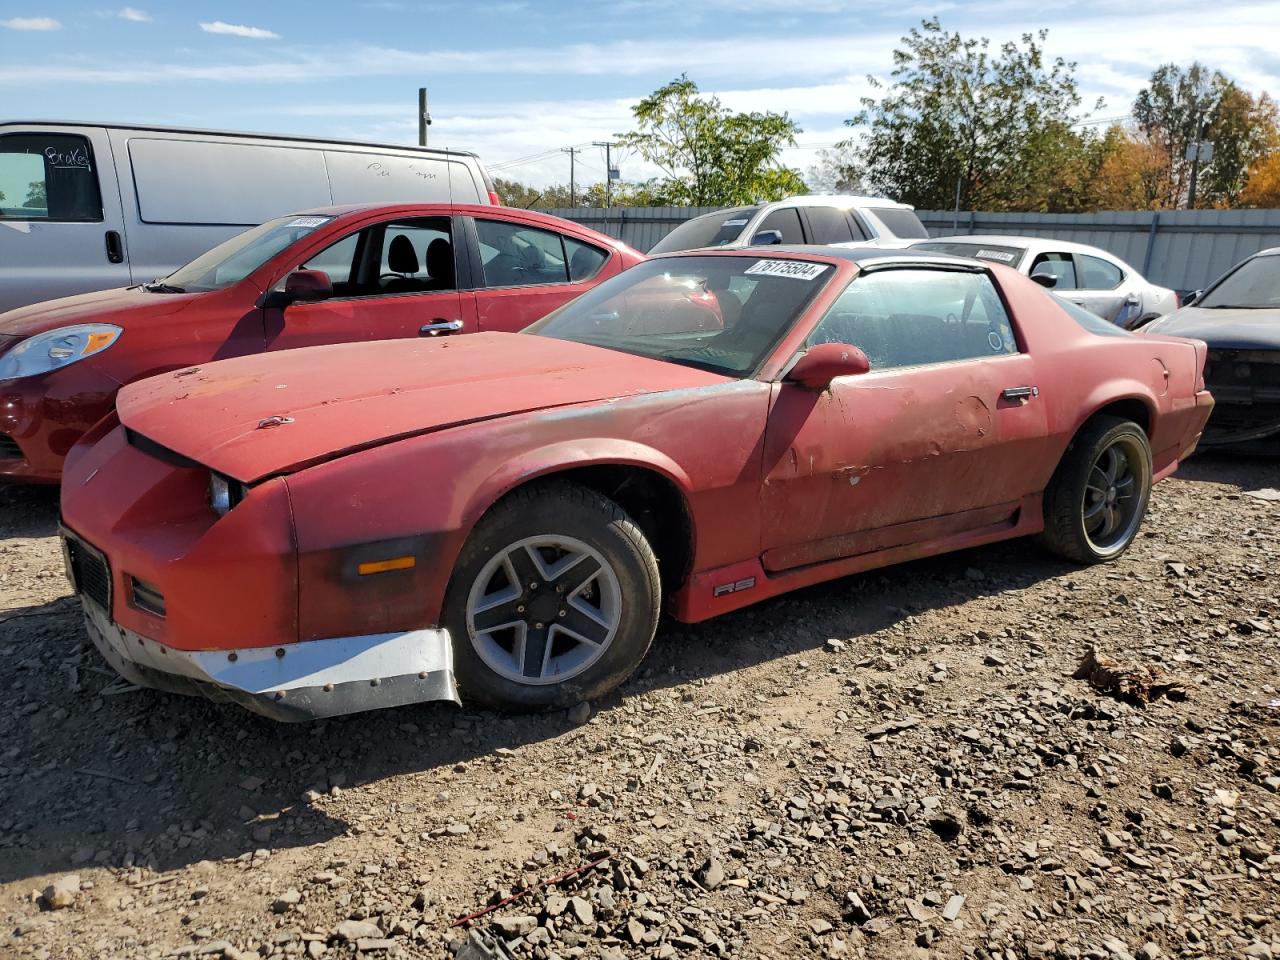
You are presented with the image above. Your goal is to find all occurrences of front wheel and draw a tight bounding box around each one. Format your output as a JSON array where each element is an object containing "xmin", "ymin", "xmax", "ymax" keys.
[
  {"xmin": 443, "ymin": 482, "xmax": 660, "ymax": 712},
  {"xmin": 1039, "ymin": 416, "xmax": 1153, "ymax": 564}
]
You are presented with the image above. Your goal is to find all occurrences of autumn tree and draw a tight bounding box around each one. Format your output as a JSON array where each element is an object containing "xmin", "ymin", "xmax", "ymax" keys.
[
  {"xmin": 848, "ymin": 18, "xmax": 1096, "ymax": 211},
  {"xmin": 1241, "ymin": 152, "xmax": 1280, "ymax": 207},
  {"xmin": 616, "ymin": 75, "xmax": 807, "ymax": 206}
]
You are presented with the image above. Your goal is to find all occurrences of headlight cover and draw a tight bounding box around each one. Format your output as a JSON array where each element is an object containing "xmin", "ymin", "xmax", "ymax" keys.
[{"xmin": 0, "ymin": 324, "xmax": 122, "ymax": 381}]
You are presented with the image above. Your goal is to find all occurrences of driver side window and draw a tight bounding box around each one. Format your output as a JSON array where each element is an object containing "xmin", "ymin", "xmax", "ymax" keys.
[{"xmin": 808, "ymin": 269, "xmax": 1019, "ymax": 370}]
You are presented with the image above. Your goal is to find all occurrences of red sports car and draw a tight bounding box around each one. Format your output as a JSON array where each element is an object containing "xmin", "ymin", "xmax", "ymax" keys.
[
  {"xmin": 0, "ymin": 203, "xmax": 642, "ymax": 482},
  {"xmin": 60, "ymin": 248, "xmax": 1213, "ymax": 720}
]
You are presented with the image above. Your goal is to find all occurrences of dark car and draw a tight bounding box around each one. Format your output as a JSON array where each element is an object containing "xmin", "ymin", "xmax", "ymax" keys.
[{"xmin": 1146, "ymin": 247, "xmax": 1280, "ymax": 453}]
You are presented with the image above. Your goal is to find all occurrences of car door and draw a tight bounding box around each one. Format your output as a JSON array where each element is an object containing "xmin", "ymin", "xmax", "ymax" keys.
[
  {"xmin": 467, "ymin": 214, "xmax": 613, "ymax": 332},
  {"xmin": 1069, "ymin": 253, "xmax": 1132, "ymax": 324},
  {"xmin": 759, "ymin": 265, "xmax": 1049, "ymax": 572},
  {"xmin": 0, "ymin": 126, "xmax": 131, "ymax": 311},
  {"xmin": 263, "ymin": 214, "xmax": 468, "ymax": 351}
]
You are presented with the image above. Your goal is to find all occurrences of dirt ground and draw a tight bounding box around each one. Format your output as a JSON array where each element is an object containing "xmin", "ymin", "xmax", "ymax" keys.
[{"xmin": 1, "ymin": 454, "xmax": 1277, "ymax": 960}]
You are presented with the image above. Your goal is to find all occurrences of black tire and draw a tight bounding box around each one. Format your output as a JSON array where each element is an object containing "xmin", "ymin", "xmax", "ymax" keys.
[
  {"xmin": 1038, "ymin": 416, "xmax": 1153, "ymax": 564},
  {"xmin": 443, "ymin": 481, "xmax": 660, "ymax": 712}
]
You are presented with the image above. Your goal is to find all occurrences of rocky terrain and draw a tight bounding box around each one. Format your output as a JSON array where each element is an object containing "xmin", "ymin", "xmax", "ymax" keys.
[{"xmin": 1, "ymin": 454, "xmax": 1277, "ymax": 960}]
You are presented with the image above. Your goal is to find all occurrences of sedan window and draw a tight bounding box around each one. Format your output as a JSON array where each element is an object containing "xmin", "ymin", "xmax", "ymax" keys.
[
  {"xmin": 1079, "ymin": 254, "xmax": 1124, "ymax": 290},
  {"xmin": 476, "ymin": 219, "xmax": 570, "ymax": 286},
  {"xmin": 1029, "ymin": 252, "xmax": 1078, "ymax": 290},
  {"xmin": 807, "ymin": 268, "xmax": 1018, "ymax": 370},
  {"xmin": 528, "ymin": 255, "xmax": 833, "ymax": 377}
]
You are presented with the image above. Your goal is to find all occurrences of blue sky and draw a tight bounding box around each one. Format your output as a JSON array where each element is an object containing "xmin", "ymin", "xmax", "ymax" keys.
[{"xmin": 3, "ymin": 0, "xmax": 1280, "ymax": 188}]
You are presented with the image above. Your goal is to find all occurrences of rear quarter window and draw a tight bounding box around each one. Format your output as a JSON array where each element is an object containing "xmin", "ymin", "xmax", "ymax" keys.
[
  {"xmin": 1052, "ymin": 294, "xmax": 1131, "ymax": 337},
  {"xmin": 865, "ymin": 207, "xmax": 928, "ymax": 240}
]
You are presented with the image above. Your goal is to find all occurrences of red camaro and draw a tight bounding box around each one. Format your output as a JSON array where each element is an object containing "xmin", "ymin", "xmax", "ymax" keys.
[
  {"xmin": 60, "ymin": 248, "xmax": 1213, "ymax": 720},
  {"xmin": 0, "ymin": 203, "xmax": 642, "ymax": 482}
]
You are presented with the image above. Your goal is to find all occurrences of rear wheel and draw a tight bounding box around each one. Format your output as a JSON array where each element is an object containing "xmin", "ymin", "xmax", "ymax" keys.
[
  {"xmin": 1039, "ymin": 416, "xmax": 1152, "ymax": 564},
  {"xmin": 443, "ymin": 482, "xmax": 660, "ymax": 712}
]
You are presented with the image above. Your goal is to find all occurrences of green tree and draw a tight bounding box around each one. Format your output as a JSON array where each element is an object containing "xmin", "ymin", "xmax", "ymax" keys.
[
  {"xmin": 805, "ymin": 146, "xmax": 864, "ymax": 194},
  {"xmin": 23, "ymin": 180, "xmax": 47, "ymax": 208},
  {"xmin": 616, "ymin": 75, "xmax": 806, "ymax": 206},
  {"xmin": 848, "ymin": 18, "xmax": 1096, "ymax": 211}
]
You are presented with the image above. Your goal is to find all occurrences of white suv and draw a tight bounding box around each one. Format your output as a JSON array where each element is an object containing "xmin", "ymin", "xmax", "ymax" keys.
[{"xmin": 648, "ymin": 194, "xmax": 928, "ymax": 254}]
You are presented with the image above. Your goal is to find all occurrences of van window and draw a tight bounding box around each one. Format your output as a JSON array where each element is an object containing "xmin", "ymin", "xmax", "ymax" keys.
[
  {"xmin": 129, "ymin": 138, "xmax": 331, "ymax": 225},
  {"xmin": 0, "ymin": 134, "xmax": 103, "ymax": 222},
  {"xmin": 325, "ymin": 151, "xmax": 452, "ymax": 204}
]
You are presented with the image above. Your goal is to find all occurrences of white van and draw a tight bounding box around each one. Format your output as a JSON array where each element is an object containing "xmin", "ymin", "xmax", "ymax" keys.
[{"xmin": 0, "ymin": 121, "xmax": 500, "ymax": 312}]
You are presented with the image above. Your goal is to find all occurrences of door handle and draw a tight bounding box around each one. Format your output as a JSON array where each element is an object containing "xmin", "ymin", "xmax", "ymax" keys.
[
  {"xmin": 1125, "ymin": 293, "xmax": 1141, "ymax": 305},
  {"xmin": 1001, "ymin": 385, "xmax": 1038, "ymax": 401},
  {"xmin": 104, "ymin": 230, "xmax": 124, "ymax": 264},
  {"xmin": 419, "ymin": 319, "xmax": 463, "ymax": 336}
]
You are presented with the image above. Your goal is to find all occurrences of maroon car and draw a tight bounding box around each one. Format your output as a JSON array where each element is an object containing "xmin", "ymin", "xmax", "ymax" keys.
[{"xmin": 0, "ymin": 203, "xmax": 643, "ymax": 482}]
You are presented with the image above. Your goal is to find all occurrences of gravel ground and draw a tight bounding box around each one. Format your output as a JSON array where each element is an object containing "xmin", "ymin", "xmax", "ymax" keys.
[{"xmin": 1, "ymin": 454, "xmax": 1277, "ymax": 960}]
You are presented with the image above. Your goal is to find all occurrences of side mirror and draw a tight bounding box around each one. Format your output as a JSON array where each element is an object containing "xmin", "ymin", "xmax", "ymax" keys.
[
  {"xmin": 1029, "ymin": 271, "xmax": 1057, "ymax": 289},
  {"xmin": 750, "ymin": 229, "xmax": 783, "ymax": 246},
  {"xmin": 283, "ymin": 269, "xmax": 333, "ymax": 304},
  {"xmin": 1183, "ymin": 289, "xmax": 1202, "ymax": 306},
  {"xmin": 786, "ymin": 343, "xmax": 871, "ymax": 389}
]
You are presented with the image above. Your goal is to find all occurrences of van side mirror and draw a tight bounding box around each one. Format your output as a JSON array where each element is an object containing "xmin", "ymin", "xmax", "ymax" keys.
[
  {"xmin": 786, "ymin": 343, "xmax": 871, "ymax": 389},
  {"xmin": 1030, "ymin": 271, "xmax": 1057, "ymax": 288},
  {"xmin": 283, "ymin": 269, "xmax": 332, "ymax": 304},
  {"xmin": 750, "ymin": 229, "xmax": 783, "ymax": 246}
]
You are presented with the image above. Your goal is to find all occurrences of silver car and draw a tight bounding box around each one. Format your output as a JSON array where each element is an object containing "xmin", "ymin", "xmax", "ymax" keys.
[
  {"xmin": 913, "ymin": 235, "xmax": 1178, "ymax": 328},
  {"xmin": 648, "ymin": 194, "xmax": 929, "ymax": 254}
]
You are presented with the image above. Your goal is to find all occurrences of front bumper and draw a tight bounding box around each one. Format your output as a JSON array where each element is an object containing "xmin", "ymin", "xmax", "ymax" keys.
[
  {"xmin": 80, "ymin": 599, "xmax": 459, "ymax": 722},
  {"xmin": 1201, "ymin": 348, "xmax": 1280, "ymax": 451}
]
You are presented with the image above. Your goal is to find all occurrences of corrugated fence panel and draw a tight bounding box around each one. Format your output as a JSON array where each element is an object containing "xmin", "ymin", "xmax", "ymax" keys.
[{"xmin": 539, "ymin": 206, "xmax": 1280, "ymax": 292}]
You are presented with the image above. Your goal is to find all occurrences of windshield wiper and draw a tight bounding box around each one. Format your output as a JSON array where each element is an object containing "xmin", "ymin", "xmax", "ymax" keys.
[
  {"xmin": 143, "ymin": 280, "xmax": 186, "ymax": 294},
  {"xmin": 1203, "ymin": 303, "xmax": 1267, "ymax": 309}
]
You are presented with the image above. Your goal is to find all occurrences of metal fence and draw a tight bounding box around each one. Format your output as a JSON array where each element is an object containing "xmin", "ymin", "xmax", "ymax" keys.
[{"xmin": 539, "ymin": 205, "xmax": 1280, "ymax": 293}]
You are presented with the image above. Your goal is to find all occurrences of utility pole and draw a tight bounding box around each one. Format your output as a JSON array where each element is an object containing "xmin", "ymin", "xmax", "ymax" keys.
[
  {"xmin": 561, "ymin": 147, "xmax": 580, "ymax": 206},
  {"xmin": 417, "ymin": 87, "xmax": 431, "ymax": 147},
  {"xmin": 593, "ymin": 141, "xmax": 618, "ymax": 207},
  {"xmin": 1186, "ymin": 116, "xmax": 1212, "ymax": 209}
]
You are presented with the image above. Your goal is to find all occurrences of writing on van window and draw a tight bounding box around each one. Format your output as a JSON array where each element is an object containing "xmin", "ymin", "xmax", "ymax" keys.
[
  {"xmin": 366, "ymin": 161, "xmax": 391, "ymax": 178},
  {"xmin": 407, "ymin": 163, "xmax": 437, "ymax": 181},
  {"xmin": 44, "ymin": 145, "xmax": 92, "ymax": 172}
]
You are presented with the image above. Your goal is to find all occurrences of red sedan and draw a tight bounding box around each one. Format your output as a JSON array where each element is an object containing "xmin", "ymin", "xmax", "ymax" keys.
[
  {"xmin": 60, "ymin": 248, "xmax": 1213, "ymax": 720},
  {"xmin": 0, "ymin": 203, "xmax": 642, "ymax": 482}
]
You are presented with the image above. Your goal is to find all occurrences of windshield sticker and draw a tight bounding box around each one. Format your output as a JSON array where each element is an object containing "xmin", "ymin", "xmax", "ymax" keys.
[
  {"xmin": 721, "ymin": 218, "xmax": 749, "ymax": 227},
  {"xmin": 744, "ymin": 259, "xmax": 829, "ymax": 281},
  {"xmin": 286, "ymin": 216, "xmax": 330, "ymax": 228},
  {"xmin": 976, "ymin": 249, "xmax": 1017, "ymax": 263}
]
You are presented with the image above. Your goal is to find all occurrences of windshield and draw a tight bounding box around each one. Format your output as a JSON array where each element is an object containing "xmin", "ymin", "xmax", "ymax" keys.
[
  {"xmin": 865, "ymin": 207, "xmax": 928, "ymax": 240},
  {"xmin": 648, "ymin": 207, "xmax": 760, "ymax": 254},
  {"xmin": 527, "ymin": 255, "xmax": 833, "ymax": 376},
  {"xmin": 914, "ymin": 241, "xmax": 1025, "ymax": 266},
  {"xmin": 161, "ymin": 215, "xmax": 334, "ymax": 293},
  {"xmin": 1198, "ymin": 254, "xmax": 1280, "ymax": 309}
]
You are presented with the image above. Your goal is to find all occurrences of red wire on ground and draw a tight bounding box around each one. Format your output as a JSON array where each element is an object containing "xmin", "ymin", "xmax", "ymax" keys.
[{"xmin": 451, "ymin": 852, "xmax": 613, "ymax": 927}]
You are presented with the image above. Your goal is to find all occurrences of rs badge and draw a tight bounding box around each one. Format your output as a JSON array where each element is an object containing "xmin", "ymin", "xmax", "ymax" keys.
[{"xmin": 713, "ymin": 577, "xmax": 756, "ymax": 598}]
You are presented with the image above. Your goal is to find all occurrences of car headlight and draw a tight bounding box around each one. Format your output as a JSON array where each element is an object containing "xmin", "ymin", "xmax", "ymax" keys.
[
  {"xmin": 0, "ymin": 324, "xmax": 122, "ymax": 381},
  {"xmin": 208, "ymin": 471, "xmax": 248, "ymax": 517}
]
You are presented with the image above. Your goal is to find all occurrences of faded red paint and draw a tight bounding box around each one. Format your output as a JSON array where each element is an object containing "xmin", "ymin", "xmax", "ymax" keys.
[
  {"xmin": 61, "ymin": 249, "xmax": 1213, "ymax": 662},
  {"xmin": 1, "ymin": 203, "xmax": 642, "ymax": 483}
]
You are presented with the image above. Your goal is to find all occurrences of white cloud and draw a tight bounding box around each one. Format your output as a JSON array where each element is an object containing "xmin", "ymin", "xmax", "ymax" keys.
[
  {"xmin": 199, "ymin": 20, "xmax": 279, "ymax": 40},
  {"xmin": 1, "ymin": 16, "xmax": 61, "ymax": 30},
  {"xmin": 118, "ymin": 7, "xmax": 150, "ymax": 21}
]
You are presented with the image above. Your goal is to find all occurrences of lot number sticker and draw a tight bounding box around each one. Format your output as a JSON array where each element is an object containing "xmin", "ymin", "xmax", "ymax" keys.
[
  {"xmin": 744, "ymin": 260, "xmax": 828, "ymax": 281},
  {"xmin": 976, "ymin": 248, "xmax": 1017, "ymax": 263},
  {"xmin": 287, "ymin": 216, "xmax": 331, "ymax": 228}
]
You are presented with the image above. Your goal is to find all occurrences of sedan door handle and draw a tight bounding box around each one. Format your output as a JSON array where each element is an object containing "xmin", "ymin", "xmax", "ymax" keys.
[
  {"xmin": 419, "ymin": 319, "xmax": 463, "ymax": 336},
  {"xmin": 1001, "ymin": 385, "xmax": 1038, "ymax": 401}
]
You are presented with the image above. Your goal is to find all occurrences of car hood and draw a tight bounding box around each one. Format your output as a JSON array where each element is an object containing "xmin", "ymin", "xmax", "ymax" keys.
[
  {"xmin": 1145, "ymin": 305, "xmax": 1280, "ymax": 349},
  {"xmin": 0, "ymin": 286, "xmax": 197, "ymax": 339},
  {"xmin": 117, "ymin": 332, "xmax": 731, "ymax": 483}
]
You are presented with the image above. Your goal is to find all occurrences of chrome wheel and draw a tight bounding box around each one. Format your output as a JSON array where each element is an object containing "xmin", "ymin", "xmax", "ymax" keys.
[
  {"xmin": 465, "ymin": 535, "xmax": 622, "ymax": 686},
  {"xmin": 1082, "ymin": 436, "xmax": 1147, "ymax": 556}
]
